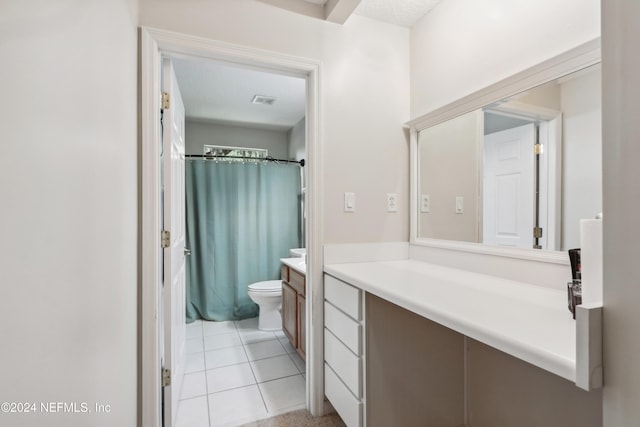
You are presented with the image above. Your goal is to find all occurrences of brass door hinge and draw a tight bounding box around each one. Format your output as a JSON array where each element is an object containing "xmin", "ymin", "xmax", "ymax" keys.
[
  {"xmin": 161, "ymin": 368, "xmax": 171, "ymax": 387},
  {"xmin": 533, "ymin": 227, "xmax": 543, "ymax": 239},
  {"xmin": 534, "ymin": 143, "xmax": 543, "ymax": 155},
  {"xmin": 162, "ymin": 92, "xmax": 170, "ymax": 110},
  {"xmin": 161, "ymin": 230, "xmax": 170, "ymax": 248}
]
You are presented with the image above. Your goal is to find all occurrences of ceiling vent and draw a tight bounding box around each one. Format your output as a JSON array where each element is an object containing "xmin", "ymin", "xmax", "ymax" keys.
[{"xmin": 251, "ymin": 95, "xmax": 276, "ymax": 106}]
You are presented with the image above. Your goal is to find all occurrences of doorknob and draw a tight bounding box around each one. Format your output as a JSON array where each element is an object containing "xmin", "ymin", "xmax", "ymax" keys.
[{"xmin": 184, "ymin": 247, "xmax": 192, "ymax": 256}]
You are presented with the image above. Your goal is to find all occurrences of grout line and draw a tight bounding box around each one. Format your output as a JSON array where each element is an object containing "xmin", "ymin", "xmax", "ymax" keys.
[
  {"xmin": 195, "ymin": 318, "xmax": 306, "ymax": 425},
  {"xmin": 248, "ymin": 352, "xmax": 293, "ymax": 364},
  {"xmin": 237, "ymin": 320, "xmax": 270, "ymax": 419},
  {"xmin": 287, "ymin": 352, "xmax": 305, "ymax": 375},
  {"xmin": 203, "ymin": 321, "xmax": 212, "ymax": 427},
  {"xmin": 255, "ymin": 372, "xmax": 301, "ymax": 385}
]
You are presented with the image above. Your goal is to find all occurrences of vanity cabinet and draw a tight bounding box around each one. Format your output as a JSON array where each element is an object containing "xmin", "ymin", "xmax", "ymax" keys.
[
  {"xmin": 281, "ymin": 264, "xmax": 305, "ymax": 360},
  {"xmin": 324, "ymin": 260, "xmax": 603, "ymax": 427},
  {"xmin": 323, "ymin": 274, "xmax": 364, "ymax": 427}
]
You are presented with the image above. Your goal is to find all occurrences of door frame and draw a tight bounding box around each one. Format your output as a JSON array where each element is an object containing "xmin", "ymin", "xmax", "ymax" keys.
[
  {"xmin": 484, "ymin": 102, "xmax": 562, "ymax": 250},
  {"xmin": 140, "ymin": 27, "xmax": 323, "ymax": 427}
]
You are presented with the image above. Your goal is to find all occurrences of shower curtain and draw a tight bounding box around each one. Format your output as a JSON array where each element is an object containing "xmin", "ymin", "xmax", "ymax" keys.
[{"xmin": 185, "ymin": 159, "xmax": 302, "ymax": 323}]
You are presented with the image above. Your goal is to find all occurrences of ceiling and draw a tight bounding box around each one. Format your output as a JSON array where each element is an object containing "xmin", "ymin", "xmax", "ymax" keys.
[
  {"xmin": 172, "ymin": 56, "xmax": 306, "ymax": 131},
  {"xmin": 352, "ymin": 0, "xmax": 443, "ymax": 28},
  {"xmin": 262, "ymin": 0, "xmax": 443, "ymax": 27},
  {"xmin": 172, "ymin": 0, "xmax": 442, "ymax": 131}
]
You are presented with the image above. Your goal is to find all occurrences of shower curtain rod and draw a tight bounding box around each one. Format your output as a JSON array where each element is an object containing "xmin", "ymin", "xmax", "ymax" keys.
[{"xmin": 185, "ymin": 154, "xmax": 305, "ymax": 167}]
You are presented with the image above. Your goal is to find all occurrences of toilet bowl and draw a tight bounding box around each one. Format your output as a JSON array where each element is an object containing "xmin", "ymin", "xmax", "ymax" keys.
[{"xmin": 247, "ymin": 280, "xmax": 282, "ymax": 331}]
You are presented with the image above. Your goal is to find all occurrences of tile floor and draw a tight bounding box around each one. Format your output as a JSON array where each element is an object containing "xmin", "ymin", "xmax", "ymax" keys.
[{"xmin": 176, "ymin": 317, "xmax": 307, "ymax": 427}]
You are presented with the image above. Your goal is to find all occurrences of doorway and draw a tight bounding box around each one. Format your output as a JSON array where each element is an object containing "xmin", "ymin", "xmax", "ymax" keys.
[
  {"xmin": 482, "ymin": 106, "xmax": 561, "ymax": 251},
  {"xmin": 140, "ymin": 27, "xmax": 323, "ymax": 427}
]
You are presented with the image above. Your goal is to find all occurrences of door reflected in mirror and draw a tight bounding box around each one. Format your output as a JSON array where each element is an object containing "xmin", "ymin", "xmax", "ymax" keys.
[{"xmin": 417, "ymin": 64, "xmax": 601, "ymax": 251}]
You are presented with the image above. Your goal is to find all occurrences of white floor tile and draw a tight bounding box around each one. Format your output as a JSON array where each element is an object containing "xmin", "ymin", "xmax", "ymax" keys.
[
  {"xmin": 250, "ymin": 355, "xmax": 299, "ymax": 383},
  {"xmin": 186, "ymin": 352, "xmax": 206, "ymax": 374},
  {"xmin": 258, "ymin": 375, "xmax": 306, "ymax": 413},
  {"xmin": 244, "ymin": 339, "xmax": 287, "ymax": 361},
  {"xmin": 204, "ymin": 332, "xmax": 242, "ymax": 351},
  {"xmin": 204, "ymin": 345, "xmax": 248, "ymax": 370},
  {"xmin": 206, "ymin": 362, "xmax": 256, "ymax": 393},
  {"xmin": 186, "ymin": 319, "xmax": 203, "ymax": 329},
  {"xmin": 175, "ymin": 395, "xmax": 209, "ymax": 427},
  {"xmin": 208, "ymin": 385, "xmax": 267, "ymax": 427},
  {"xmin": 289, "ymin": 352, "xmax": 306, "ymax": 374},
  {"xmin": 203, "ymin": 320, "xmax": 237, "ymax": 336},
  {"xmin": 178, "ymin": 316, "xmax": 308, "ymax": 427},
  {"xmin": 239, "ymin": 329, "xmax": 278, "ymax": 344},
  {"xmin": 187, "ymin": 337, "xmax": 204, "ymax": 354},
  {"xmin": 278, "ymin": 337, "xmax": 297, "ymax": 354},
  {"xmin": 235, "ymin": 317, "xmax": 259, "ymax": 330},
  {"xmin": 186, "ymin": 324, "xmax": 204, "ymax": 339},
  {"xmin": 181, "ymin": 371, "xmax": 208, "ymax": 400}
]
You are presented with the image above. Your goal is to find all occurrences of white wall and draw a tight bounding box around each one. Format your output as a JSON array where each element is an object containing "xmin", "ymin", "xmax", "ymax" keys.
[
  {"xmin": 418, "ymin": 110, "xmax": 481, "ymax": 242},
  {"xmin": 140, "ymin": 0, "xmax": 411, "ymax": 244},
  {"xmin": 288, "ymin": 117, "xmax": 306, "ymax": 162},
  {"xmin": 602, "ymin": 1, "xmax": 640, "ymax": 425},
  {"xmin": 410, "ymin": 0, "xmax": 600, "ymax": 118},
  {"xmin": 185, "ymin": 120, "xmax": 289, "ymax": 158},
  {"xmin": 0, "ymin": 1, "xmax": 138, "ymax": 426}
]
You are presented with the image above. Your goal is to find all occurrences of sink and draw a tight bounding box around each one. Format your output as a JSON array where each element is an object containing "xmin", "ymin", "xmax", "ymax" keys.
[
  {"xmin": 294, "ymin": 259, "xmax": 307, "ymax": 271},
  {"xmin": 289, "ymin": 248, "xmax": 306, "ymax": 258}
]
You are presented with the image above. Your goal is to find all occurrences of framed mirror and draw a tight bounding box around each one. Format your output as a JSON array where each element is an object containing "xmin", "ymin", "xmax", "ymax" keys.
[{"xmin": 408, "ymin": 40, "xmax": 601, "ymax": 262}]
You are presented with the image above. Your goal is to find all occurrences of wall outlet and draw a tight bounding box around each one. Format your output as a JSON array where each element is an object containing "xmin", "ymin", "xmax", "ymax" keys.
[
  {"xmin": 387, "ymin": 193, "xmax": 398, "ymax": 212},
  {"xmin": 344, "ymin": 192, "xmax": 355, "ymax": 212},
  {"xmin": 421, "ymin": 194, "xmax": 430, "ymax": 213}
]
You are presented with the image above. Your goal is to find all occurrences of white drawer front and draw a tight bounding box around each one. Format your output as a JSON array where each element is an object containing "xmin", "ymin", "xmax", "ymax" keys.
[
  {"xmin": 324, "ymin": 274, "xmax": 361, "ymax": 320},
  {"xmin": 324, "ymin": 328, "xmax": 361, "ymax": 398},
  {"xmin": 325, "ymin": 362, "xmax": 362, "ymax": 427},
  {"xmin": 325, "ymin": 301, "xmax": 361, "ymax": 355}
]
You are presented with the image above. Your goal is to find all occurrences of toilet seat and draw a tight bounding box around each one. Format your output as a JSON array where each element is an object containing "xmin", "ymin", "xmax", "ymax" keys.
[{"xmin": 248, "ymin": 280, "xmax": 282, "ymax": 294}]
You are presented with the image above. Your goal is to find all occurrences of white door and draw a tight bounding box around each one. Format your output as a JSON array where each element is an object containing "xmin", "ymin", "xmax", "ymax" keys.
[
  {"xmin": 162, "ymin": 57, "xmax": 187, "ymax": 427},
  {"xmin": 483, "ymin": 123, "xmax": 535, "ymax": 248}
]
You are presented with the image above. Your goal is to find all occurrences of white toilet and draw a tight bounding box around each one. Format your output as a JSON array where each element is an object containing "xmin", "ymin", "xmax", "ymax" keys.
[{"xmin": 247, "ymin": 280, "xmax": 282, "ymax": 331}]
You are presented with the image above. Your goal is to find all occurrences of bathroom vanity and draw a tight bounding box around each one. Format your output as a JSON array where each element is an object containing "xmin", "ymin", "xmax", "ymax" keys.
[
  {"xmin": 323, "ymin": 259, "xmax": 603, "ymax": 427},
  {"xmin": 281, "ymin": 258, "xmax": 306, "ymax": 360}
]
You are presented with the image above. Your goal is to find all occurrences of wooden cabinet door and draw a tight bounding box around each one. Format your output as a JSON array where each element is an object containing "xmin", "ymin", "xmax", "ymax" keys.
[
  {"xmin": 282, "ymin": 282, "xmax": 297, "ymax": 348},
  {"xmin": 297, "ymin": 294, "xmax": 306, "ymax": 359}
]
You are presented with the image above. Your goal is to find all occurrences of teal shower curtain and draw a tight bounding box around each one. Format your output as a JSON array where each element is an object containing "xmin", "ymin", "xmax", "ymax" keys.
[{"xmin": 185, "ymin": 160, "xmax": 302, "ymax": 323}]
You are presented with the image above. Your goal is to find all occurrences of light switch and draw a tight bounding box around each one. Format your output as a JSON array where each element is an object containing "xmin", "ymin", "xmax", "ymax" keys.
[
  {"xmin": 387, "ymin": 193, "xmax": 398, "ymax": 212},
  {"xmin": 421, "ymin": 194, "xmax": 430, "ymax": 213},
  {"xmin": 344, "ymin": 192, "xmax": 355, "ymax": 212},
  {"xmin": 455, "ymin": 196, "xmax": 464, "ymax": 214}
]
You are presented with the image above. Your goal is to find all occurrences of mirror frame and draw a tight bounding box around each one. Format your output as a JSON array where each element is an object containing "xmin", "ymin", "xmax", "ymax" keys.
[{"xmin": 407, "ymin": 38, "xmax": 601, "ymax": 265}]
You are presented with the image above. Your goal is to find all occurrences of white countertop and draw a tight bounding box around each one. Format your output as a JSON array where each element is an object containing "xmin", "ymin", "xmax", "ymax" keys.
[
  {"xmin": 281, "ymin": 257, "xmax": 306, "ymax": 275},
  {"xmin": 324, "ymin": 259, "xmax": 576, "ymax": 382}
]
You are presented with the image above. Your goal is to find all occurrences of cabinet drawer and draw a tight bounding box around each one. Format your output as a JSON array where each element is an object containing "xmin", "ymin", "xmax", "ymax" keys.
[
  {"xmin": 324, "ymin": 328, "xmax": 361, "ymax": 398},
  {"xmin": 324, "ymin": 301, "xmax": 361, "ymax": 355},
  {"xmin": 325, "ymin": 362, "xmax": 362, "ymax": 427},
  {"xmin": 281, "ymin": 265, "xmax": 289, "ymax": 282},
  {"xmin": 324, "ymin": 275, "xmax": 361, "ymax": 320},
  {"xmin": 289, "ymin": 269, "xmax": 305, "ymax": 295}
]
